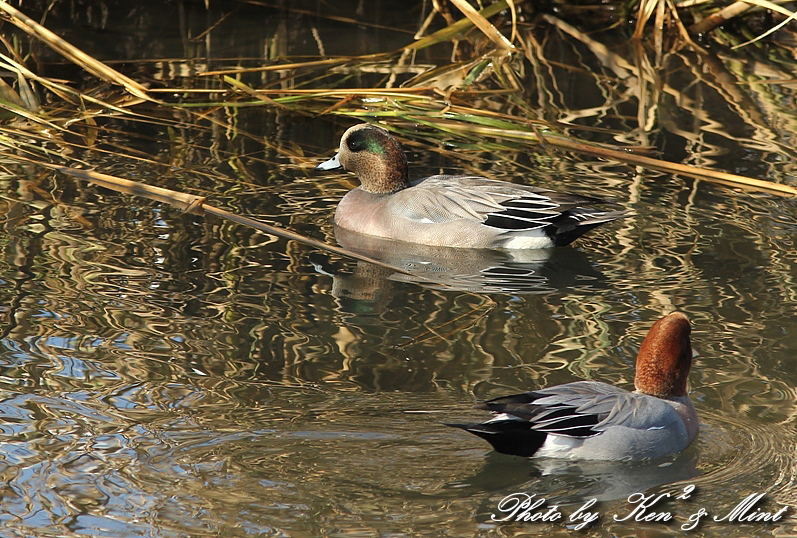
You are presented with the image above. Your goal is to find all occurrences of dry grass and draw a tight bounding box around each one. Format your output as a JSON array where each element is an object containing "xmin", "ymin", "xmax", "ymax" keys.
[{"xmin": 0, "ymin": 0, "xmax": 795, "ymax": 223}]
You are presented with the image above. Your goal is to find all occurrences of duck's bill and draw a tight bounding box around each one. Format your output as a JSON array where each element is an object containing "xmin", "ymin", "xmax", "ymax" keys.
[{"xmin": 315, "ymin": 154, "xmax": 343, "ymax": 171}]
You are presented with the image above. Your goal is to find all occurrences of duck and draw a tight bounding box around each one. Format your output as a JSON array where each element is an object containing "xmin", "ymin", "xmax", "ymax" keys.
[
  {"xmin": 315, "ymin": 123, "xmax": 631, "ymax": 249},
  {"xmin": 448, "ymin": 312, "xmax": 698, "ymax": 460}
]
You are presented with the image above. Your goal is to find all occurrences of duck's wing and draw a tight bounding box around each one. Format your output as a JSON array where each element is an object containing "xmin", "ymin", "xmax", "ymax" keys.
[
  {"xmin": 403, "ymin": 176, "xmax": 629, "ymax": 242},
  {"xmin": 445, "ymin": 381, "xmax": 613, "ymax": 457},
  {"xmin": 483, "ymin": 381, "xmax": 677, "ymax": 435},
  {"xmin": 448, "ymin": 382, "xmax": 687, "ymax": 458}
]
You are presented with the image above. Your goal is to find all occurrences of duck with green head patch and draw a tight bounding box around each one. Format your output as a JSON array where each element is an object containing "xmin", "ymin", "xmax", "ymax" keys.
[{"xmin": 316, "ymin": 124, "xmax": 632, "ymax": 249}]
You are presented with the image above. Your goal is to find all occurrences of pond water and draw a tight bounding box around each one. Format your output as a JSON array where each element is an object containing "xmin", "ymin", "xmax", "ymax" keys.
[{"xmin": 1, "ymin": 1, "xmax": 797, "ymax": 536}]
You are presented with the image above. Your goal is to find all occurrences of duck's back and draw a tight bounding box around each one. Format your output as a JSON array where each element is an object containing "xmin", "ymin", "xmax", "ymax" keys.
[
  {"xmin": 451, "ymin": 381, "xmax": 698, "ymax": 460},
  {"xmin": 335, "ymin": 174, "xmax": 630, "ymax": 249}
]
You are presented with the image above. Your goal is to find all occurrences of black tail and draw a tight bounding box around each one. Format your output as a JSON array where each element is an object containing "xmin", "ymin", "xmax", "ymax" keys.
[
  {"xmin": 548, "ymin": 209, "xmax": 633, "ymax": 246},
  {"xmin": 446, "ymin": 421, "xmax": 547, "ymax": 457}
]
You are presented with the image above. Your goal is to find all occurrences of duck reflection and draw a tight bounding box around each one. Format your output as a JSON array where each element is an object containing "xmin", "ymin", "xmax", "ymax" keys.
[
  {"xmin": 316, "ymin": 227, "xmax": 607, "ymax": 307},
  {"xmin": 460, "ymin": 449, "xmax": 700, "ymax": 505}
]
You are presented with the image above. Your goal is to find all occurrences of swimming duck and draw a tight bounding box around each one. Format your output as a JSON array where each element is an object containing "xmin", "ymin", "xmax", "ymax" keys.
[
  {"xmin": 315, "ymin": 124, "xmax": 631, "ymax": 249},
  {"xmin": 448, "ymin": 312, "xmax": 698, "ymax": 460}
]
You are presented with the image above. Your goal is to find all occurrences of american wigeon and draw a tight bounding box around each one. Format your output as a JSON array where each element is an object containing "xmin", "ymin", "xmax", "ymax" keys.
[
  {"xmin": 448, "ymin": 312, "xmax": 698, "ymax": 460},
  {"xmin": 316, "ymin": 124, "xmax": 631, "ymax": 249}
]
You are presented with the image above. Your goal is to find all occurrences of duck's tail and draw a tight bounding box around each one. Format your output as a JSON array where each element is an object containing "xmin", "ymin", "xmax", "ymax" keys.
[
  {"xmin": 549, "ymin": 208, "xmax": 634, "ymax": 246},
  {"xmin": 445, "ymin": 421, "xmax": 547, "ymax": 457}
]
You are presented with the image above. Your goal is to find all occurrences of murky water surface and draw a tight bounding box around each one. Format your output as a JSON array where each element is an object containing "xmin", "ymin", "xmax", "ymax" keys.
[{"xmin": 1, "ymin": 2, "xmax": 796, "ymax": 536}]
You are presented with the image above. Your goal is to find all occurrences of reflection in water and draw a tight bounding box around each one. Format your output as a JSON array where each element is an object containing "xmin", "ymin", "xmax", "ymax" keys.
[
  {"xmin": 0, "ymin": 194, "xmax": 795, "ymax": 534},
  {"xmin": 457, "ymin": 449, "xmax": 700, "ymax": 504},
  {"xmin": 323, "ymin": 226, "xmax": 606, "ymax": 300}
]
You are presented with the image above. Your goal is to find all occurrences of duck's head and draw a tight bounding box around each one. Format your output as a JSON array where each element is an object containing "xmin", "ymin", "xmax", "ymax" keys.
[
  {"xmin": 316, "ymin": 124, "xmax": 410, "ymax": 194},
  {"xmin": 634, "ymin": 312, "xmax": 693, "ymax": 398}
]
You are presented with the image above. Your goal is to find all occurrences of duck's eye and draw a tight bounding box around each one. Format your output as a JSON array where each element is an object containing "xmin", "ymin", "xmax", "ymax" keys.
[
  {"xmin": 346, "ymin": 130, "xmax": 372, "ymax": 152},
  {"xmin": 347, "ymin": 137, "xmax": 366, "ymax": 152}
]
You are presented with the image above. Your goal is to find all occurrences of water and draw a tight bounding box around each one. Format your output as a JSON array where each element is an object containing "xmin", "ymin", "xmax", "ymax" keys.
[{"xmin": 1, "ymin": 1, "xmax": 796, "ymax": 536}]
